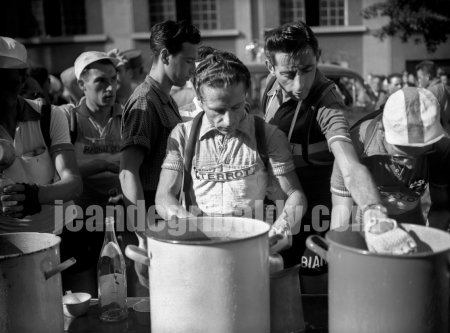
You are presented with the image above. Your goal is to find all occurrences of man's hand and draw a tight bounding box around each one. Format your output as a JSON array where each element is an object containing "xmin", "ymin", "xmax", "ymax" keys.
[
  {"xmin": 134, "ymin": 234, "xmax": 149, "ymax": 289},
  {"xmin": 363, "ymin": 205, "xmax": 417, "ymax": 254},
  {"xmin": 1, "ymin": 183, "xmax": 41, "ymax": 218},
  {"xmin": 269, "ymin": 212, "xmax": 292, "ymax": 254}
]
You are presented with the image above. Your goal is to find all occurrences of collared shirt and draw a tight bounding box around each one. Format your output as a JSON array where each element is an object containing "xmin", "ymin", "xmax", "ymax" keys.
[
  {"xmin": 68, "ymin": 99, "xmax": 123, "ymax": 208},
  {"xmin": 264, "ymin": 70, "xmax": 351, "ymax": 148},
  {"xmin": 121, "ymin": 75, "xmax": 182, "ymax": 191},
  {"xmin": 263, "ymin": 70, "xmax": 351, "ymax": 212},
  {"xmin": 162, "ymin": 113, "xmax": 295, "ymax": 216}
]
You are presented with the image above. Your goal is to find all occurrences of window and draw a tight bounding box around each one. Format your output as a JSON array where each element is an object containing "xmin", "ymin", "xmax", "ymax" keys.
[
  {"xmin": 0, "ymin": 0, "xmax": 86, "ymax": 38},
  {"xmin": 280, "ymin": 0, "xmax": 305, "ymax": 25},
  {"xmin": 149, "ymin": 0, "xmax": 176, "ymax": 26},
  {"xmin": 148, "ymin": 0, "xmax": 219, "ymax": 30},
  {"xmin": 319, "ymin": 0, "xmax": 345, "ymax": 26},
  {"xmin": 33, "ymin": 0, "xmax": 86, "ymax": 36},
  {"xmin": 191, "ymin": 0, "xmax": 218, "ymax": 30}
]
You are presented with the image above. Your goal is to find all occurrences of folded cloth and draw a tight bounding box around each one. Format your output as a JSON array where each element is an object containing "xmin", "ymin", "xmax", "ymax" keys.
[{"xmin": 364, "ymin": 218, "xmax": 417, "ymax": 254}]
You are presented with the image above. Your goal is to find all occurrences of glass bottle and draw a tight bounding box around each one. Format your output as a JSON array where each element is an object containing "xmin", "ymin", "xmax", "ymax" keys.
[{"xmin": 98, "ymin": 216, "xmax": 128, "ymax": 321}]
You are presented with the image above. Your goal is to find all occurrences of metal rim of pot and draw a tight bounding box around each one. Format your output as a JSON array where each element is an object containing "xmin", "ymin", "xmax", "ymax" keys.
[
  {"xmin": 143, "ymin": 216, "xmax": 272, "ymax": 245},
  {"xmin": 307, "ymin": 224, "xmax": 450, "ymax": 260}
]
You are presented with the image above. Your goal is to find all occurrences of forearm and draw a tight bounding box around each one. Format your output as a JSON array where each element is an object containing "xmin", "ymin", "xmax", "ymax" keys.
[
  {"xmin": 331, "ymin": 194, "xmax": 353, "ymax": 230},
  {"xmin": 120, "ymin": 169, "xmax": 144, "ymax": 206},
  {"xmin": 276, "ymin": 190, "xmax": 306, "ymax": 230},
  {"xmin": 78, "ymin": 159, "xmax": 109, "ymax": 178},
  {"xmin": 155, "ymin": 193, "xmax": 193, "ymax": 222},
  {"xmin": 38, "ymin": 174, "xmax": 83, "ymax": 203},
  {"xmin": 344, "ymin": 163, "xmax": 381, "ymax": 208}
]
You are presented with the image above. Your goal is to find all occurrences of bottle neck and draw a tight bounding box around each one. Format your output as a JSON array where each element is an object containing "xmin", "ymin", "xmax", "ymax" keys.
[{"xmin": 104, "ymin": 219, "xmax": 118, "ymax": 243}]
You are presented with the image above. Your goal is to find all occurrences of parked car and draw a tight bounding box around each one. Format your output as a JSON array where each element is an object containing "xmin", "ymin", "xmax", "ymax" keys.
[
  {"xmin": 247, "ymin": 64, "xmax": 377, "ymax": 126},
  {"xmin": 319, "ymin": 64, "xmax": 377, "ymax": 125}
]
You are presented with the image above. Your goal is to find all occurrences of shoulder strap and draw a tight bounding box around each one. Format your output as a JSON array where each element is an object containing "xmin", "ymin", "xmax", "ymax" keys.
[
  {"xmin": 254, "ymin": 116, "xmax": 268, "ymax": 168},
  {"xmin": 301, "ymin": 80, "xmax": 335, "ymax": 165},
  {"xmin": 69, "ymin": 107, "xmax": 78, "ymax": 144},
  {"xmin": 183, "ymin": 111, "xmax": 205, "ymax": 208},
  {"xmin": 40, "ymin": 103, "xmax": 52, "ymax": 149},
  {"xmin": 261, "ymin": 74, "xmax": 277, "ymax": 112}
]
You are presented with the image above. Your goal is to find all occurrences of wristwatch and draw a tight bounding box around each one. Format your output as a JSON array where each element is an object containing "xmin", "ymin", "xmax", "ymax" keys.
[{"xmin": 361, "ymin": 203, "xmax": 387, "ymax": 216}]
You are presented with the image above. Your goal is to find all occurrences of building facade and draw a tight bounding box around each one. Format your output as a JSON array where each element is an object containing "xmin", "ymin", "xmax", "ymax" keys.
[{"xmin": 2, "ymin": 0, "xmax": 449, "ymax": 81}]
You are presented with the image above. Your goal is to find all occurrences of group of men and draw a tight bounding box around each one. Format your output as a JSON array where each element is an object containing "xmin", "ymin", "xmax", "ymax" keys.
[{"xmin": 0, "ymin": 18, "xmax": 449, "ymax": 296}]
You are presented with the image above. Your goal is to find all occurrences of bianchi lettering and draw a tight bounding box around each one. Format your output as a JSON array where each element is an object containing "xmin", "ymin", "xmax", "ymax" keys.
[
  {"xmin": 195, "ymin": 165, "xmax": 256, "ymax": 182},
  {"xmin": 300, "ymin": 255, "xmax": 327, "ymax": 269}
]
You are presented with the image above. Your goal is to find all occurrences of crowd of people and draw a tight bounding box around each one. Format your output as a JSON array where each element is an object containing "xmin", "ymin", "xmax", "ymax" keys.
[{"xmin": 0, "ymin": 19, "xmax": 449, "ymax": 296}]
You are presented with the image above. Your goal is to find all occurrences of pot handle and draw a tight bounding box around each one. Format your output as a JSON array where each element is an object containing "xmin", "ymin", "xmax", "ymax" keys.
[
  {"xmin": 45, "ymin": 257, "xmax": 76, "ymax": 280},
  {"xmin": 306, "ymin": 235, "xmax": 329, "ymax": 261},
  {"xmin": 125, "ymin": 245, "xmax": 151, "ymax": 267}
]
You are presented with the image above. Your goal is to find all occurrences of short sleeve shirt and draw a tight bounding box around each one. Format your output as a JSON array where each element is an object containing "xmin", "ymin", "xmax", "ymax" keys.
[
  {"xmin": 265, "ymin": 70, "xmax": 351, "ymax": 147},
  {"xmin": 331, "ymin": 119, "xmax": 450, "ymax": 221},
  {"xmin": 162, "ymin": 113, "xmax": 295, "ymax": 215},
  {"xmin": 121, "ymin": 75, "xmax": 182, "ymax": 191},
  {"xmin": 65, "ymin": 99, "xmax": 123, "ymax": 208},
  {"xmin": 0, "ymin": 97, "xmax": 74, "ymax": 234}
]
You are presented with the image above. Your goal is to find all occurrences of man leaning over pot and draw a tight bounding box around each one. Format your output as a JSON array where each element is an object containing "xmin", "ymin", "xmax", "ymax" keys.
[
  {"xmin": 331, "ymin": 87, "xmax": 450, "ymax": 233},
  {"xmin": 129, "ymin": 54, "xmax": 307, "ymax": 289}
]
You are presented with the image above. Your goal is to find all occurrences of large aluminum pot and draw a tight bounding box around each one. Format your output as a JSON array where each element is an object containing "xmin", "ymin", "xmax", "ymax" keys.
[
  {"xmin": 0, "ymin": 233, "xmax": 75, "ymax": 333},
  {"xmin": 126, "ymin": 216, "xmax": 271, "ymax": 333},
  {"xmin": 306, "ymin": 224, "xmax": 450, "ymax": 333}
]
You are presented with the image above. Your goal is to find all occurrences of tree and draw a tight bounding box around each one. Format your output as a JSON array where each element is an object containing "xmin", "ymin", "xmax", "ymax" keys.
[{"xmin": 362, "ymin": 0, "xmax": 450, "ymax": 53}]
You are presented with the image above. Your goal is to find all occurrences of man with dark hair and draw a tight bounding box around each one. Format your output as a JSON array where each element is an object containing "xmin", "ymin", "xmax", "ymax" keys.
[
  {"xmin": 416, "ymin": 60, "xmax": 450, "ymax": 134},
  {"xmin": 120, "ymin": 20, "xmax": 201, "ymax": 219},
  {"xmin": 386, "ymin": 72, "xmax": 404, "ymax": 96},
  {"xmin": 416, "ymin": 60, "xmax": 438, "ymax": 89},
  {"xmin": 178, "ymin": 46, "xmax": 247, "ymax": 121},
  {"xmin": 262, "ymin": 21, "xmax": 415, "ymax": 293}
]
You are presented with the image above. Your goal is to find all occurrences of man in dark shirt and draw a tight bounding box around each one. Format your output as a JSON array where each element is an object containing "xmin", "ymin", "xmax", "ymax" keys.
[{"xmin": 262, "ymin": 21, "xmax": 414, "ymax": 293}]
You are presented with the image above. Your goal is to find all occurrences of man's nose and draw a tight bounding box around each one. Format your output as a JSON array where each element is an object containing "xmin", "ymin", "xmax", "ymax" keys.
[
  {"xmin": 222, "ymin": 111, "xmax": 231, "ymax": 126},
  {"xmin": 293, "ymin": 73, "xmax": 304, "ymax": 92}
]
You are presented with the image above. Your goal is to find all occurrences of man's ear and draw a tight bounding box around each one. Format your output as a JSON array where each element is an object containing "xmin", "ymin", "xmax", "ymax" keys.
[
  {"xmin": 77, "ymin": 79, "xmax": 86, "ymax": 92},
  {"xmin": 265, "ymin": 59, "xmax": 275, "ymax": 76},
  {"xmin": 161, "ymin": 48, "xmax": 170, "ymax": 65}
]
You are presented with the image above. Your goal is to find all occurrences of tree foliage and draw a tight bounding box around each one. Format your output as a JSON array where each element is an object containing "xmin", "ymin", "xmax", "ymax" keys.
[{"xmin": 362, "ymin": 0, "xmax": 450, "ymax": 52}]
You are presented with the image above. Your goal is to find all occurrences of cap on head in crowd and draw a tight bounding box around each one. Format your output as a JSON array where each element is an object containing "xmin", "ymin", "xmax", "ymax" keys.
[
  {"xmin": 0, "ymin": 36, "xmax": 28, "ymax": 69},
  {"xmin": 74, "ymin": 51, "xmax": 120, "ymax": 80},
  {"xmin": 121, "ymin": 49, "xmax": 143, "ymax": 70},
  {"xmin": 383, "ymin": 86, "xmax": 446, "ymax": 147}
]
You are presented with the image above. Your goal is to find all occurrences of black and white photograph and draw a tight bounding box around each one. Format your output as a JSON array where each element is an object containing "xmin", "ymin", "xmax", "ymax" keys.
[{"xmin": 1, "ymin": 0, "xmax": 449, "ymax": 332}]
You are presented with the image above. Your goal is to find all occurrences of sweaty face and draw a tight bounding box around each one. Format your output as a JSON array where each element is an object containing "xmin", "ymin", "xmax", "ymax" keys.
[
  {"xmin": 200, "ymin": 82, "xmax": 247, "ymax": 135},
  {"xmin": 268, "ymin": 47, "xmax": 317, "ymax": 101},
  {"xmin": 80, "ymin": 62, "xmax": 117, "ymax": 108},
  {"xmin": 167, "ymin": 42, "xmax": 198, "ymax": 87}
]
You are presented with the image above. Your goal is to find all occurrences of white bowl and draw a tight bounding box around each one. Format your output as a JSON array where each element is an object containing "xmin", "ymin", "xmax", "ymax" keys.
[{"xmin": 62, "ymin": 292, "xmax": 92, "ymax": 318}]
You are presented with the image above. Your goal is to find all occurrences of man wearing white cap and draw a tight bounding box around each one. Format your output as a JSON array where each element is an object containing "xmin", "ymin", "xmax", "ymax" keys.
[
  {"xmin": 60, "ymin": 51, "xmax": 127, "ymax": 295},
  {"xmin": 331, "ymin": 87, "xmax": 450, "ymax": 235},
  {"xmin": 0, "ymin": 36, "xmax": 82, "ymax": 233}
]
